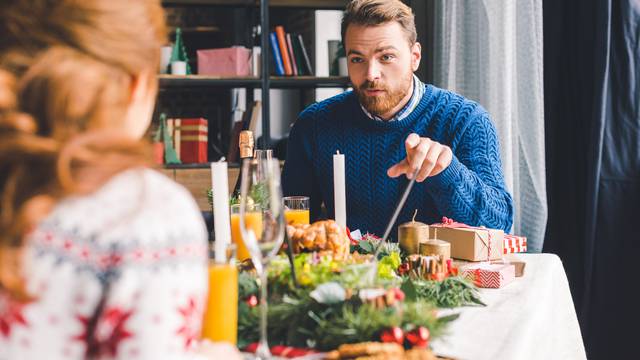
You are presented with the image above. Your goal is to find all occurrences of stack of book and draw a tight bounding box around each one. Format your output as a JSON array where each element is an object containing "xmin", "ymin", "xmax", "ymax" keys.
[{"xmin": 269, "ymin": 25, "xmax": 313, "ymax": 76}]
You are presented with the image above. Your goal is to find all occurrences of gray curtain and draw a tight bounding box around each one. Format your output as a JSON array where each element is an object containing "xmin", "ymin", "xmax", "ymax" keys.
[{"xmin": 431, "ymin": 0, "xmax": 547, "ymax": 252}]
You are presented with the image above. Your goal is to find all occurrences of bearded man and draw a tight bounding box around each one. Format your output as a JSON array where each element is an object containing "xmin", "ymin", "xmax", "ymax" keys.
[{"xmin": 282, "ymin": 0, "xmax": 514, "ymax": 236}]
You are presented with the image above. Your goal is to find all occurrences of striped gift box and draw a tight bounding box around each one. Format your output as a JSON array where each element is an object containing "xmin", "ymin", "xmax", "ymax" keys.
[
  {"xmin": 503, "ymin": 234, "xmax": 527, "ymax": 254},
  {"xmin": 179, "ymin": 118, "xmax": 208, "ymax": 164},
  {"xmin": 462, "ymin": 263, "xmax": 515, "ymax": 288}
]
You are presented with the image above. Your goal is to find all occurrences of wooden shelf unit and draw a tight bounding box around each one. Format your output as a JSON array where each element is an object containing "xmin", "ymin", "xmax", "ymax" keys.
[{"xmin": 158, "ymin": 75, "xmax": 350, "ymax": 88}]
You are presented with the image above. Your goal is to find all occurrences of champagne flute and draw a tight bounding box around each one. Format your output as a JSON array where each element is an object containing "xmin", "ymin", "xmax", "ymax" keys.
[{"xmin": 238, "ymin": 157, "xmax": 285, "ymax": 359}]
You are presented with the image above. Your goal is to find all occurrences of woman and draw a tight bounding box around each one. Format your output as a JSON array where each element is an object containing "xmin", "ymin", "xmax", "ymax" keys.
[{"xmin": 0, "ymin": 1, "xmax": 239, "ymax": 359}]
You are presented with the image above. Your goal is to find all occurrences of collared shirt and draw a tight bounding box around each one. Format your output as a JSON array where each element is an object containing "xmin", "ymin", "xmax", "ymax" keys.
[{"xmin": 360, "ymin": 74, "xmax": 425, "ymax": 122}]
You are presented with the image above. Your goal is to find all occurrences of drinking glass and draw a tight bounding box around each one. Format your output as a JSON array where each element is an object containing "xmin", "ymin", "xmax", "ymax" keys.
[
  {"xmin": 283, "ymin": 196, "xmax": 310, "ymax": 225},
  {"xmin": 238, "ymin": 157, "xmax": 285, "ymax": 359},
  {"xmin": 230, "ymin": 204, "xmax": 263, "ymax": 262},
  {"xmin": 201, "ymin": 243, "xmax": 238, "ymax": 345}
]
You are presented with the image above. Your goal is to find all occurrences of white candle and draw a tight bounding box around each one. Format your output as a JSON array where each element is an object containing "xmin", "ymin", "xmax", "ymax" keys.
[
  {"xmin": 333, "ymin": 151, "xmax": 347, "ymax": 230},
  {"xmin": 211, "ymin": 161, "xmax": 232, "ymax": 263}
]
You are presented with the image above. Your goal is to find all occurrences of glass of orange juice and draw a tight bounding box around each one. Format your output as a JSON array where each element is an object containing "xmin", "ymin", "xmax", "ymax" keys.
[
  {"xmin": 283, "ymin": 196, "xmax": 310, "ymax": 225},
  {"xmin": 201, "ymin": 243, "xmax": 238, "ymax": 345},
  {"xmin": 230, "ymin": 204, "xmax": 263, "ymax": 262}
]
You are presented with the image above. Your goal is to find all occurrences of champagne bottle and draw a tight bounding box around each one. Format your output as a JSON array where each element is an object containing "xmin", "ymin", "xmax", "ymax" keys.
[{"xmin": 232, "ymin": 130, "xmax": 254, "ymax": 198}]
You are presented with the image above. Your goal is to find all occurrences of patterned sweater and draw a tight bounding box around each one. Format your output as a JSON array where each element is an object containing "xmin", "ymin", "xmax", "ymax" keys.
[
  {"xmin": 0, "ymin": 168, "xmax": 209, "ymax": 359},
  {"xmin": 282, "ymin": 85, "xmax": 514, "ymax": 237}
]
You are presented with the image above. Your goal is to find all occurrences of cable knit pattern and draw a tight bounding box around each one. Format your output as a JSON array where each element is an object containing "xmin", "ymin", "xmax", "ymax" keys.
[{"xmin": 282, "ymin": 85, "xmax": 513, "ymax": 237}]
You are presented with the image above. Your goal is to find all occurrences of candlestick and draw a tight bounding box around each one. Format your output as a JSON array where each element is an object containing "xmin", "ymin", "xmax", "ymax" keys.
[
  {"xmin": 333, "ymin": 150, "xmax": 346, "ymax": 230},
  {"xmin": 211, "ymin": 161, "xmax": 232, "ymax": 263}
]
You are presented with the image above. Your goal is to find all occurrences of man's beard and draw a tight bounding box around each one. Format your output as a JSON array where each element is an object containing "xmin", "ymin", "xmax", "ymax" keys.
[{"xmin": 355, "ymin": 72, "xmax": 413, "ymax": 118}]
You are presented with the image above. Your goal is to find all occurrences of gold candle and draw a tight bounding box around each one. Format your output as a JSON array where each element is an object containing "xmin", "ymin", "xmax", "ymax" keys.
[
  {"xmin": 398, "ymin": 210, "xmax": 428, "ymax": 255},
  {"xmin": 419, "ymin": 239, "xmax": 451, "ymax": 261}
]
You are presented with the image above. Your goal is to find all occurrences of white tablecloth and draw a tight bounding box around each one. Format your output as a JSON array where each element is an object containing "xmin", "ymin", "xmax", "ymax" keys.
[{"xmin": 432, "ymin": 254, "xmax": 586, "ymax": 360}]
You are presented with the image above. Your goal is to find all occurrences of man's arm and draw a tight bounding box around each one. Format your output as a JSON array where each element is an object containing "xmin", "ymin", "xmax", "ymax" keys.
[
  {"xmin": 388, "ymin": 111, "xmax": 513, "ymax": 232},
  {"xmin": 282, "ymin": 106, "xmax": 324, "ymax": 221},
  {"xmin": 426, "ymin": 113, "xmax": 513, "ymax": 231}
]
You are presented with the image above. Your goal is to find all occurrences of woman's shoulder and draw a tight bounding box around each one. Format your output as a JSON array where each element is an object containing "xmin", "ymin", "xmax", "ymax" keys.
[{"xmin": 39, "ymin": 167, "xmax": 207, "ymax": 248}]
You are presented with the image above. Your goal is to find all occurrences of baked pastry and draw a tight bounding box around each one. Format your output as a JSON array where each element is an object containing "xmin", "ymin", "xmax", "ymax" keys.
[
  {"xmin": 404, "ymin": 348, "xmax": 436, "ymax": 360},
  {"xmin": 337, "ymin": 342, "xmax": 404, "ymax": 359},
  {"xmin": 287, "ymin": 220, "xmax": 350, "ymax": 259}
]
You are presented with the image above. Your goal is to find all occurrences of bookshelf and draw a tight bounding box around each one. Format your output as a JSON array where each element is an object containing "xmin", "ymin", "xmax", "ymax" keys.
[
  {"xmin": 159, "ymin": 0, "xmax": 349, "ymax": 210},
  {"xmin": 160, "ymin": 0, "xmax": 349, "ymax": 148}
]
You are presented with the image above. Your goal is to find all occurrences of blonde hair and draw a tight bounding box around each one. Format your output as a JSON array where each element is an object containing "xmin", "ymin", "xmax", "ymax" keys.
[
  {"xmin": 341, "ymin": 0, "xmax": 417, "ymax": 47},
  {"xmin": 0, "ymin": 0, "xmax": 167, "ymax": 300}
]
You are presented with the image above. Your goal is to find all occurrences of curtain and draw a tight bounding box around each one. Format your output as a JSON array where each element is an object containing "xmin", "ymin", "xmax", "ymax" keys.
[
  {"xmin": 430, "ymin": 0, "xmax": 547, "ymax": 252},
  {"xmin": 544, "ymin": 0, "xmax": 640, "ymax": 358}
]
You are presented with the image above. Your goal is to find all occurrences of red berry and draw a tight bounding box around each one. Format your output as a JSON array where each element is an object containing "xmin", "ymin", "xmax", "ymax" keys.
[
  {"xmin": 398, "ymin": 263, "xmax": 410, "ymax": 275},
  {"xmin": 406, "ymin": 327, "xmax": 430, "ymax": 348},
  {"xmin": 393, "ymin": 288, "xmax": 405, "ymax": 301},
  {"xmin": 245, "ymin": 295, "xmax": 258, "ymax": 307},
  {"xmin": 416, "ymin": 326, "xmax": 430, "ymax": 341},
  {"xmin": 380, "ymin": 326, "xmax": 404, "ymax": 344}
]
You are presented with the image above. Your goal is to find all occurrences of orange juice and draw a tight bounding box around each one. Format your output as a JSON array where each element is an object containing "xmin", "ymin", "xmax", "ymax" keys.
[
  {"xmin": 202, "ymin": 263, "xmax": 238, "ymax": 344},
  {"xmin": 284, "ymin": 209, "xmax": 310, "ymax": 225},
  {"xmin": 230, "ymin": 212, "xmax": 263, "ymax": 261}
]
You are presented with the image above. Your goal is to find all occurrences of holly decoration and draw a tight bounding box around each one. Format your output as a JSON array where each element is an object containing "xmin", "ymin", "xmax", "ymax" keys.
[
  {"xmin": 380, "ymin": 326, "xmax": 404, "ymax": 345},
  {"xmin": 406, "ymin": 326, "xmax": 430, "ymax": 348}
]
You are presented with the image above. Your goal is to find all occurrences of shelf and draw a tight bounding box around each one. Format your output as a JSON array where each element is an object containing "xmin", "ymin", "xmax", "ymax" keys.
[
  {"xmin": 158, "ymin": 75, "xmax": 351, "ymax": 88},
  {"xmin": 162, "ymin": 0, "xmax": 349, "ymax": 9},
  {"xmin": 163, "ymin": 162, "xmax": 240, "ymax": 169}
]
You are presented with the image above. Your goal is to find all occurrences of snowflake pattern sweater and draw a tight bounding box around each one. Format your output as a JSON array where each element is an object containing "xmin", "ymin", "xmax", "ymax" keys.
[
  {"xmin": 0, "ymin": 168, "xmax": 209, "ymax": 359},
  {"xmin": 282, "ymin": 85, "xmax": 514, "ymax": 237}
]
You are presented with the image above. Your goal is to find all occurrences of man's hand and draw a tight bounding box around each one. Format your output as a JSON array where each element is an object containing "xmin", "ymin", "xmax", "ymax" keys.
[{"xmin": 387, "ymin": 133, "xmax": 453, "ymax": 182}]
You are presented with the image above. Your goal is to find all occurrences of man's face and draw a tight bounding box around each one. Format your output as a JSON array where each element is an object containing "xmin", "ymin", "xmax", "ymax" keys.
[{"xmin": 345, "ymin": 22, "xmax": 421, "ymax": 118}]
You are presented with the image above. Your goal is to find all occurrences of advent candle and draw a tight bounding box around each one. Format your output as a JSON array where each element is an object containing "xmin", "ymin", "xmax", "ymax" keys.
[
  {"xmin": 333, "ymin": 150, "xmax": 346, "ymax": 230},
  {"xmin": 211, "ymin": 161, "xmax": 232, "ymax": 263}
]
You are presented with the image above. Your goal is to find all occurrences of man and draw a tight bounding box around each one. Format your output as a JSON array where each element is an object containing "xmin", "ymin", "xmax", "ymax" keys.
[{"xmin": 282, "ymin": 0, "xmax": 513, "ymax": 237}]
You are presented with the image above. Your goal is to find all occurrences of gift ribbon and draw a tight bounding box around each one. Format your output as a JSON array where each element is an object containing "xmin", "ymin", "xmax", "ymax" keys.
[{"xmin": 433, "ymin": 217, "xmax": 493, "ymax": 261}]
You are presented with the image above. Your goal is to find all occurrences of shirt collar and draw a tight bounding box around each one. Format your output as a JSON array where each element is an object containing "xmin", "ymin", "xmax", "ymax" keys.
[{"xmin": 360, "ymin": 74, "xmax": 425, "ymax": 122}]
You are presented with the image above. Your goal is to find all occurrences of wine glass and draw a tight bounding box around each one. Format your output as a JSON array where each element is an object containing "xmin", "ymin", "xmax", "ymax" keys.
[{"xmin": 238, "ymin": 157, "xmax": 285, "ymax": 359}]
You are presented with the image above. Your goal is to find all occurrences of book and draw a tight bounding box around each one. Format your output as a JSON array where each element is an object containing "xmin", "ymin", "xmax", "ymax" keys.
[
  {"xmin": 167, "ymin": 118, "xmax": 179, "ymax": 161},
  {"xmin": 269, "ymin": 32, "xmax": 285, "ymax": 76},
  {"xmin": 291, "ymin": 33, "xmax": 307, "ymax": 76},
  {"xmin": 275, "ymin": 25, "xmax": 293, "ymax": 76},
  {"xmin": 173, "ymin": 118, "xmax": 181, "ymax": 160},
  {"xmin": 286, "ymin": 33, "xmax": 298, "ymax": 76},
  {"xmin": 296, "ymin": 34, "xmax": 314, "ymax": 76},
  {"xmin": 247, "ymin": 101, "xmax": 261, "ymax": 133}
]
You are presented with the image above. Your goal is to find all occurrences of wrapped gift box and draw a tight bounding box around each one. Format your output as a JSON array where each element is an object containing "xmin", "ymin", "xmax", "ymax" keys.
[
  {"xmin": 503, "ymin": 234, "xmax": 527, "ymax": 254},
  {"xmin": 454, "ymin": 258, "xmax": 526, "ymax": 278},
  {"xmin": 429, "ymin": 219, "xmax": 504, "ymax": 261},
  {"xmin": 197, "ymin": 47, "xmax": 251, "ymax": 76},
  {"xmin": 462, "ymin": 263, "xmax": 515, "ymax": 288},
  {"xmin": 168, "ymin": 118, "xmax": 208, "ymax": 163}
]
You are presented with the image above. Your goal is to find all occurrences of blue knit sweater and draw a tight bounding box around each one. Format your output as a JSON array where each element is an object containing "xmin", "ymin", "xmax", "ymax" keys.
[{"xmin": 282, "ymin": 85, "xmax": 514, "ymax": 238}]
